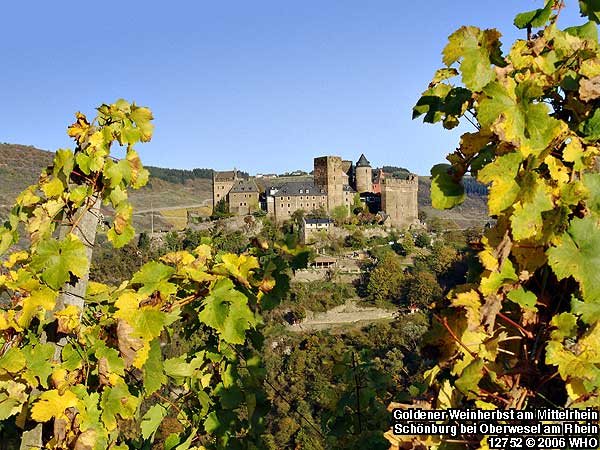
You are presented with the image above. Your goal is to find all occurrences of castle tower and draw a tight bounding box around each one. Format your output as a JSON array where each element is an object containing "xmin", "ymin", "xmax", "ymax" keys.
[
  {"xmin": 381, "ymin": 174, "xmax": 419, "ymax": 228},
  {"xmin": 355, "ymin": 154, "xmax": 372, "ymax": 193},
  {"xmin": 212, "ymin": 169, "xmax": 237, "ymax": 207},
  {"xmin": 314, "ymin": 156, "xmax": 346, "ymax": 211}
]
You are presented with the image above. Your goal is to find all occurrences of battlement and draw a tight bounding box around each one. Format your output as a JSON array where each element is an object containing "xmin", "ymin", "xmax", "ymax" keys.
[{"xmin": 382, "ymin": 174, "xmax": 418, "ymax": 186}]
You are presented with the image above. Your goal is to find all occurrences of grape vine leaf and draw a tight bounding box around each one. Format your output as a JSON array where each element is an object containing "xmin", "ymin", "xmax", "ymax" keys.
[
  {"xmin": 506, "ymin": 287, "xmax": 537, "ymax": 309},
  {"xmin": 477, "ymin": 152, "xmax": 522, "ymax": 215},
  {"xmin": 31, "ymin": 389, "xmax": 79, "ymax": 422},
  {"xmin": 197, "ymin": 278, "xmax": 258, "ymax": 344},
  {"xmin": 443, "ymin": 26, "xmax": 503, "ymax": 91},
  {"xmin": 130, "ymin": 261, "xmax": 177, "ymax": 296},
  {"xmin": 100, "ymin": 382, "xmax": 139, "ymax": 431},
  {"xmin": 141, "ymin": 404, "xmax": 168, "ymax": 440},
  {"xmin": 579, "ymin": 0, "xmax": 600, "ymax": 23},
  {"xmin": 478, "ymin": 81, "xmax": 564, "ymax": 157},
  {"xmin": 547, "ymin": 216, "xmax": 600, "ymax": 302},
  {"xmin": 30, "ymin": 235, "xmax": 88, "ymax": 290},
  {"xmin": 514, "ymin": 1, "xmax": 553, "ymax": 29},
  {"xmin": 430, "ymin": 164, "xmax": 465, "ymax": 209},
  {"xmin": 0, "ymin": 381, "xmax": 28, "ymax": 420}
]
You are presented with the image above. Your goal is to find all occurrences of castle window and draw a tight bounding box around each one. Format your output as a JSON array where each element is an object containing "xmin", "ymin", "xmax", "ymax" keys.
[
  {"xmin": 299, "ymin": 189, "xmax": 303, "ymax": 194},
  {"xmin": 288, "ymin": 204, "xmax": 290, "ymax": 208}
]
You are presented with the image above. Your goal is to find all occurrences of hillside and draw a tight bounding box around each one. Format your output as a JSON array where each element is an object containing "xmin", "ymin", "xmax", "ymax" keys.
[
  {"xmin": 418, "ymin": 176, "xmax": 489, "ymax": 229},
  {"xmin": 0, "ymin": 144, "xmax": 489, "ymax": 231},
  {"xmin": 0, "ymin": 144, "xmax": 212, "ymax": 230}
]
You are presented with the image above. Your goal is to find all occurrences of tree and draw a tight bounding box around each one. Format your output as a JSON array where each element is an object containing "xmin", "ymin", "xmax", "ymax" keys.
[
  {"xmin": 397, "ymin": 232, "xmax": 415, "ymax": 256},
  {"xmin": 414, "ymin": 231, "xmax": 431, "ymax": 248},
  {"xmin": 402, "ymin": 270, "xmax": 442, "ymax": 308},
  {"xmin": 351, "ymin": 193, "xmax": 364, "ymax": 215},
  {"xmin": 331, "ymin": 205, "xmax": 349, "ymax": 224},
  {"xmin": 366, "ymin": 253, "xmax": 404, "ymax": 306},
  {"xmin": 389, "ymin": 3, "xmax": 600, "ymax": 448},
  {"xmin": 345, "ymin": 229, "xmax": 366, "ymax": 249},
  {"xmin": 211, "ymin": 197, "xmax": 230, "ymax": 219}
]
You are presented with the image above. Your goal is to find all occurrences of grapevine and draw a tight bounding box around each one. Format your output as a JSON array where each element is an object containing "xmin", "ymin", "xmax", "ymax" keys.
[
  {"xmin": 0, "ymin": 100, "xmax": 295, "ymax": 449},
  {"xmin": 387, "ymin": 2, "xmax": 600, "ymax": 449}
]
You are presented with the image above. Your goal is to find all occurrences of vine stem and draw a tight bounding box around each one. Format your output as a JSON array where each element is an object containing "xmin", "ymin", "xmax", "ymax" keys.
[
  {"xmin": 434, "ymin": 314, "xmax": 477, "ymax": 359},
  {"xmin": 497, "ymin": 312, "xmax": 533, "ymax": 339}
]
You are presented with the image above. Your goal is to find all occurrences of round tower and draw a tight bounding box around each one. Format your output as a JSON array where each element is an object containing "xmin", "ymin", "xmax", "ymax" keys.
[{"xmin": 355, "ymin": 154, "xmax": 372, "ymax": 193}]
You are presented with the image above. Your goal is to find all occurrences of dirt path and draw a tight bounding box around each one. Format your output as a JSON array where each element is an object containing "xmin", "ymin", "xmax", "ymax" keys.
[{"xmin": 287, "ymin": 300, "xmax": 395, "ymax": 332}]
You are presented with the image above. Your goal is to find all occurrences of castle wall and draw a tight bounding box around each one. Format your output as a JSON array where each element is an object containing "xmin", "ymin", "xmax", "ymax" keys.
[
  {"xmin": 228, "ymin": 191, "xmax": 259, "ymax": 215},
  {"xmin": 381, "ymin": 175, "xmax": 418, "ymax": 229}
]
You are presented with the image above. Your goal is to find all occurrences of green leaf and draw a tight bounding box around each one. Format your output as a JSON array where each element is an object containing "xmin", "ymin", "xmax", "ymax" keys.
[
  {"xmin": 580, "ymin": 108, "xmax": 600, "ymax": 141},
  {"xmin": 22, "ymin": 343, "xmax": 54, "ymax": 388},
  {"xmin": 572, "ymin": 297, "xmax": 600, "ymax": 323},
  {"xmin": 100, "ymin": 382, "xmax": 139, "ymax": 431},
  {"xmin": 443, "ymin": 26, "xmax": 504, "ymax": 91},
  {"xmin": 165, "ymin": 434, "xmax": 181, "ymax": 450},
  {"xmin": 548, "ymin": 216, "xmax": 600, "ymax": 302},
  {"xmin": 430, "ymin": 164, "xmax": 465, "ymax": 209},
  {"xmin": 550, "ymin": 312, "xmax": 578, "ymax": 340},
  {"xmin": 579, "ymin": 0, "xmax": 600, "ymax": 24},
  {"xmin": 197, "ymin": 278, "xmax": 257, "ymax": 344},
  {"xmin": 30, "ymin": 235, "xmax": 89, "ymax": 290},
  {"xmin": 455, "ymin": 358, "xmax": 484, "ymax": 398},
  {"xmin": 514, "ymin": 1, "xmax": 552, "ymax": 29},
  {"xmin": 565, "ymin": 21, "xmax": 599, "ymax": 40},
  {"xmin": 204, "ymin": 411, "xmax": 222, "ymax": 434},
  {"xmin": 478, "ymin": 81, "xmax": 564, "ymax": 157},
  {"xmin": 506, "ymin": 287, "xmax": 537, "ymax": 309},
  {"xmin": 144, "ymin": 339, "xmax": 166, "ymax": 394},
  {"xmin": 141, "ymin": 404, "xmax": 167, "ymax": 440},
  {"xmin": 583, "ymin": 173, "xmax": 600, "ymax": 214},
  {"xmin": 131, "ymin": 261, "xmax": 177, "ymax": 296}
]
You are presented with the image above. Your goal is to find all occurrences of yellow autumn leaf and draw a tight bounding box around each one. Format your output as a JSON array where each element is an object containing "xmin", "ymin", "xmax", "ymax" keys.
[
  {"xmin": 478, "ymin": 248, "xmax": 498, "ymax": 271},
  {"xmin": 160, "ymin": 251, "xmax": 196, "ymax": 266},
  {"xmin": 54, "ymin": 305, "xmax": 81, "ymax": 334},
  {"xmin": 18, "ymin": 286, "xmax": 58, "ymax": 328},
  {"xmin": 3, "ymin": 251, "xmax": 29, "ymax": 269},
  {"xmin": 0, "ymin": 310, "xmax": 21, "ymax": 332},
  {"xmin": 31, "ymin": 389, "xmax": 78, "ymax": 422}
]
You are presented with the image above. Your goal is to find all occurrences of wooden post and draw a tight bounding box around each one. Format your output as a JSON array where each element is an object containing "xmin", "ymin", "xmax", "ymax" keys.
[{"xmin": 20, "ymin": 196, "xmax": 100, "ymax": 450}]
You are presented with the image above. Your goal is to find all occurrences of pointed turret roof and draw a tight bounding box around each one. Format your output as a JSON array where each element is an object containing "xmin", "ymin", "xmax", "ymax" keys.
[{"xmin": 356, "ymin": 154, "xmax": 371, "ymax": 167}]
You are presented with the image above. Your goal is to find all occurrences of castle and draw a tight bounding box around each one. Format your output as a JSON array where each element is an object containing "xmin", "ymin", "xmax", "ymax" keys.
[{"xmin": 212, "ymin": 154, "xmax": 418, "ymax": 229}]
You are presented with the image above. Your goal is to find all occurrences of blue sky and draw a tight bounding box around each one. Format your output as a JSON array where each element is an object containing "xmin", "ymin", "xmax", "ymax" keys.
[{"xmin": 0, "ymin": 1, "xmax": 586, "ymax": 175}]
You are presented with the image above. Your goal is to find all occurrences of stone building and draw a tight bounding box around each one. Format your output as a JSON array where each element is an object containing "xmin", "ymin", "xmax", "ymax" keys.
[
  {"xmin": 301, "ymin": 217, "xmax": 334, "ymax": 243},
  {"xmin": 381, "ymin": 174, "xmax": 419, "ymax": 229},
  {"xmin": 272, "ymin": 181, "xmax": 327, "ymax": 222},
  {"xmin": 212, "ymin": 153, "xmax": 419, "ymax": 229},
  {"xmin": 228, "ymin": 179, "xmax": 260, "ymax": 215},
  {"xmin": 212, "ymin": 170, "xmax": 238, "ymax": 207}
]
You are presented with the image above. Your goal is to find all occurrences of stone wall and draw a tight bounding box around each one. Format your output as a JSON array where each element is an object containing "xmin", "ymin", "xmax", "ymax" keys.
[{"xmin": 381, "ymin": 174, "xmax": 418, "ymax": 229}]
